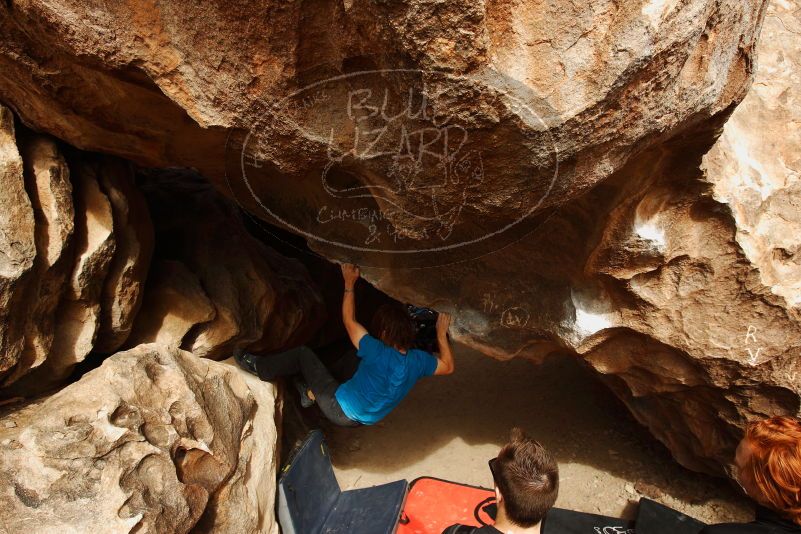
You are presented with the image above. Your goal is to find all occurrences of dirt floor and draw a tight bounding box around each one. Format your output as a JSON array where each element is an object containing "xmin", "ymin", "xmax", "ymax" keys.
[{"xmin": 316, "ymin": 344, "xmax": 753, "ymax": 524}]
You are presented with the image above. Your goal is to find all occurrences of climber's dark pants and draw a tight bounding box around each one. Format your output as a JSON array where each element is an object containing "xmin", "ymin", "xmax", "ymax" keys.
[{"xmin": 255, "ymin": 346, "xmax": 360, "ymax": 427}]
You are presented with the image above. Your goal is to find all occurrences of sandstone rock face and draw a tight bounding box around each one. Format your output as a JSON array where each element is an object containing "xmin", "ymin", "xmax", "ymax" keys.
[
  {"xmin": 46, "ymin": 157, "xmax": 116, "ymax": 381},
  {"xmin": 580, "ymin": 142, "xmax": 801, "ymax": 473},
  {"xmin": 0, "ymin": 103, "xmax": 324, "ymax": 398},
  {"xmin": 13, "ymin": 135, "xmax": 75, "ymax": 382},
  {"xmin": 0, "ymin": 106, "xmax": 35, "ymax": 379},
  {"xmin": 95, "ymin": 158, "xmax": 154, "ymax": 353},
  {"xmin": 359, "ymin": 53, "xmax": 801, "ymax": 475},
  {"xmin": 0, "ymin": 0, "xmax": 795, "ymax": 476},
  {"xmin": 132, "ymin": 170, "xmax": 326, "ymax": 359},
  {"xmin": 0, "ymin": 107, "xmax": 155, "ymax": 395},
  {"xmin": 0, "ymin": 0, "xmax": 765, "ymax": 214},
  {"xmin": 204, "ymin": 357, "xmax": 282, "ymax": 534},
  {"xmin": 0, "ymin": 344, "xmax": 281, "ymax": 534},
  {"xmin": 704, "ymin": 0, "xmax": 801, "ymax": 307},
  {"xmin": 125, "ymin": 259, "xmax": 216, "ymax": 349}
]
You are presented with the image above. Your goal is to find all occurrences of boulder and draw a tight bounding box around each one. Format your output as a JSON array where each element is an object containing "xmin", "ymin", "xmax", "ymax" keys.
[
  {"xmin": 580, "ymin": 138, "xmax": 801, "ymax": 474},
  {"xmin": 0, "ymin": 105, "xmax": 36, "ymax": 379},
  {"xmin": 137, "ymin": 170, "xmax": 326, "ymax": 359},
  {"xmin": 0, "ymin": 0, "xmax": 765, "ymax": 209},
  {"xmin": 703, "ymin": 0, "xmax": 801, "ymax": 306},
  {"xmin": 358, "ymin": 96, "xmax": 801, "ymax": 475},
  {"xmin": 0, "ymin": 344, "xmax": 281, "ymax": 534},
  {"xmin": 45, "ymin": 157, "xmax": 116, "ymax": 383},
  {"xmin": 5, "ymin": 134, "xmax": 75, "ymax": 385},
  {"xmin": 201, "ymin": 357, "xmax": 283, "ymax": 534},
  {"xmin": 346, "ymin": 1, "xmax": 801, "ymax": 473},
  {"xmin": 125, "ymin": 259, "xmax": 216, "ymax": 349},
  {"xmin": 0, "ymin": 126, "xmax": 160, "ymax": 394},
  {"xmin": 94, "ymin": 157, "xmax": 154, "ymax": 353}
]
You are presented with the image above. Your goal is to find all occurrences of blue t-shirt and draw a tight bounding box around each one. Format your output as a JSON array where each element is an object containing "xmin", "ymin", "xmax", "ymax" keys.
[{"xmin": 335, "ymin": 335, "xmax": 438, "ymax": 425}]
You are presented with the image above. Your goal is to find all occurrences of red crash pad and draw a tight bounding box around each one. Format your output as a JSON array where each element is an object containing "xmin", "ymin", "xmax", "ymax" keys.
[
  {"xmin": 397, "ymin": 476, "xmax": 637, "ymax": 534},
  {"xmin": 398, "ymin": 477, "xmax": 495, "ymax": 534}
]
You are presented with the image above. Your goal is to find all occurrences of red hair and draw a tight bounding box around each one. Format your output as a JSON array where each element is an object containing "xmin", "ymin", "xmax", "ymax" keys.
[{"xmin": 745, "ymin": 416, "xmax": 801, "ymax": 525}]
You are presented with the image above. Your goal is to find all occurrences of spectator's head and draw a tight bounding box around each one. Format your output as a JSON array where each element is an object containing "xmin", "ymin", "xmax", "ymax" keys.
[
  {"xmin": 371, "ymin": 302, "xmax": 415, "ymax": 351},
  {"xmin": 490, "ymin": 428, "xmax": 559, "ymax": 528},
  {"xmin": 733, "ymin": 416, "xmax": 801, "ymax": 525}
]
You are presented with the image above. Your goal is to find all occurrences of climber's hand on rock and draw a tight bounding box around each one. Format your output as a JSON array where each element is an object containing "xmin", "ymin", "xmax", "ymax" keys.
[
  {"xmin": 436, "ymin": 312, "xmax": 451, "ymax": 337},
  {"xmin": 341, "ymin": 263, "xmax": 360, "ymax": 288}
]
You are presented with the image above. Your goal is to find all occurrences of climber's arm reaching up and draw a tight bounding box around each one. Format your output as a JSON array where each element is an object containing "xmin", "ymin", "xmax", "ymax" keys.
[
  {"xmin": 433, "ymin": 312, "xmax": 455, "ymax": 375},
  {"xmin": 341, "ymin": 263, "xmax": 368, "ymax": 349}
]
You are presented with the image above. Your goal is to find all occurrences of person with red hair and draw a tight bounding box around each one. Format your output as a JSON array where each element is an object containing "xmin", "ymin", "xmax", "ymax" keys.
[{"xmin": 702, "ymin": 415, "xmax": 801, "ymax": 533}]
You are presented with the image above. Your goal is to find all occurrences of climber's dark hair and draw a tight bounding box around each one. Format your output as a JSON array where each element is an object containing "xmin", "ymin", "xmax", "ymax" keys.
[
  {"xmin": 491, "ymin": 427, "xmax": 559, "ymax": 528},
  {"xmin": 371, "ymin": 302, "xmax": 415, "ymax": 351}
]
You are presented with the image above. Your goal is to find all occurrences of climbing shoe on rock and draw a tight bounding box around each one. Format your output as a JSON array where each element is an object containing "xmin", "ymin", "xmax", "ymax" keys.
[{"xmin": 294, "ymin": 378, "xmax": 315, "ymax": 408}]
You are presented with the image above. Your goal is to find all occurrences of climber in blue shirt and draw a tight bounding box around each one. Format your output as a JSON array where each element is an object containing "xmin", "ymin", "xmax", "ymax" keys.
[{"xmin": 236, "ymin": 263, "xmax": 455, "ymax": 426}]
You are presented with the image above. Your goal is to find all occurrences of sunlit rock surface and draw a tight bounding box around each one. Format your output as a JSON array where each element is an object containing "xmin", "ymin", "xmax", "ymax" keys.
[
  {"xmin": 0, "ymin": 106, "xmax": 37, "ymax": 381},
  {"xmin": 0, "ymin": 344, "xmax": 281, "ymax": 534},
  {"xmin": 12, "ymin": 135, "xmax": 75, "ymax": 383},
  {"xmin": 0, "ymin": 114, "xmax": 154, "ymax": 396},
  {"xmin": 0, "ymin": 0, "xmax": 765, "ymax": 237},
  {"xmin": 704, "ymin": 0, "xmax": 801, "ymax": 307}
]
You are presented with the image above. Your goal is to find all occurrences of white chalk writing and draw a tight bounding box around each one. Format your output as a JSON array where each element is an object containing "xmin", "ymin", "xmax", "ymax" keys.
[
  {"xmin": 481, "ymin": 292, "xmax": 536, "ymax": 330},
  {"xmin": 501, "ymin": 307, "xmax": 531, "ymax": 329},
  {"xmin": 745, "ymin": 325, "xmax": 758, "ymax": 343},
  {"xmin": 317, "ymin": 206, "xmax": 386, "ymax": 225},
  {"xmin": 594, "ymin": 527, "xmax": 635, "ymax": 534},
  {"xmin": 744, "ymin": 325, "xmax": 764, "ymax": 365}
]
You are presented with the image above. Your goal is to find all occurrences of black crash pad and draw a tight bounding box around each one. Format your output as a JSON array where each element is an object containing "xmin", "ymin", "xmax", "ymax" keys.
[
  {"xmin": 635, "ymin": 498, "xmax": 706, "ymax": 534},
  {"xmin": 320, "ymin": 481, "xmax": 409, "ymax": 534},
  {"xmin": 543, "ymin": 507, "xmax": 635, "ymax": 534},
  {"xmin": 277, "ymin": 430, "xmax": 408, "ymax": 534}
]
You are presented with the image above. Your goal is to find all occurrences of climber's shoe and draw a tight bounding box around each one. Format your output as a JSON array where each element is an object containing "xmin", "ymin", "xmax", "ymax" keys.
[
  {"xmin": 235, "ymin": 350, "xmax": 260, "ymax": 377},
  {"xmin": 294, "ymin": 377, "xmax": 315, "ymax": 408}
]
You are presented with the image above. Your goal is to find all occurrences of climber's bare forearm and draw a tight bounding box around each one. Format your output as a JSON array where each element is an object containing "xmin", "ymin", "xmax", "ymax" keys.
[
  {"xmin": 434, "ymin": 334, "xmax": 454, "ymax": 375},
  {"xmin": 342, "ymin": 289, "xmax": 366, "ymax": 348}
]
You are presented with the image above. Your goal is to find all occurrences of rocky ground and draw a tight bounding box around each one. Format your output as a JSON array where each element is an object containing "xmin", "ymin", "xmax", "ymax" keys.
[{"xmin": 326, "ymin": 345, "xmax": 752, "ymax": 524}]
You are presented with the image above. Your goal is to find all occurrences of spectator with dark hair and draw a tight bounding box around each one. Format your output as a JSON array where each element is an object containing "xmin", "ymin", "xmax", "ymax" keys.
[
  {"xmin": 444, "ymin": 428, "xmax": 559, "ymax": 534},
  {"xmin": 236, "ymin": 263, "xmax": 455, "ymax": 427},
  {"xmin": 702, "ymin": 416, "xmax": 801, "ymax": 533}
]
